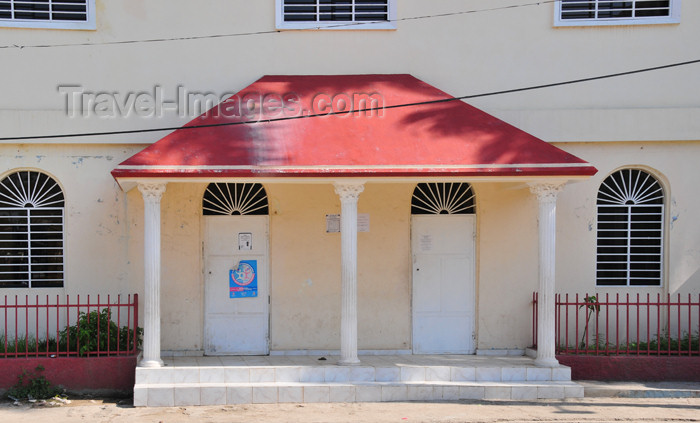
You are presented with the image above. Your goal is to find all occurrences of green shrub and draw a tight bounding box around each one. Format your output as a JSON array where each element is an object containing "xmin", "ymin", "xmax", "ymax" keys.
[
  {"xmin": 59, "ymin": 308, "xmax": 142, "ymax": 356},
  {"xmin": 7, "ymin": 365, "xmax": 63, "ymax": 400}
]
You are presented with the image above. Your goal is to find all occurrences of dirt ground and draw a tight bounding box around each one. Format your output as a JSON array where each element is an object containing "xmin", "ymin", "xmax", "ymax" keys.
[{"xmin": 1, "ymin": 397, "xmax": 699, "ymax": 423}]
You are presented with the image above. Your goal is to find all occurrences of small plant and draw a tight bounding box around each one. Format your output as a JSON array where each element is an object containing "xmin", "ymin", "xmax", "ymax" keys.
[
  {"xmin": 579, "ymin": 295, "xmax": 600, "ymax": 348},
  {"xmin": 7, "ymin": 365, "xmax": 63, "ymax": 400}
]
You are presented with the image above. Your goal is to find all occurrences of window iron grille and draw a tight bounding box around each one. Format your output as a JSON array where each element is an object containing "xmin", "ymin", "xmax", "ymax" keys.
[
  {"xmin": 202, "ymin": 183, "xmax": 269, "ymax": 216},
  {"xmin": 411, "ymin": 183, "xmax": 475, "ymax": 215},
  {"xmin": 596, "ymin": 169, "xmax": 663, "ymax": 286},
  {"xmin": 0, "ymin": 171, "xmax": 65, "ymax": 288}
]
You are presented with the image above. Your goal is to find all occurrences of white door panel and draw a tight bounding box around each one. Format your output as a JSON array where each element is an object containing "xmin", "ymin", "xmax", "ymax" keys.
[
  {"xmin": 204, "ymin": 216, "xmax": 269, "ymax": 355},
  {"xmin": 412, "ymin": 215, "xmax": 475, "ymax": 354}
]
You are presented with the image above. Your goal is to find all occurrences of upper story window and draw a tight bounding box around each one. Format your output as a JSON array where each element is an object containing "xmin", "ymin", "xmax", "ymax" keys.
[
  {"xmin": 555, "ymin": 0, "xmax": 680, "ymax": 26},
  {"xmin": 276, "ymin": 0, "xmax": 396, "ymax": 30},
  {"xmin": 0, "ymin": 0, "xmax": 95, "ymax": 30},
  {"xmin": 596, "ymin": 169, "xmax": 664, "ymax": 287},
  {"xmin": 0, "ymin": 170, "xmax": 65, "ymax": 288}
]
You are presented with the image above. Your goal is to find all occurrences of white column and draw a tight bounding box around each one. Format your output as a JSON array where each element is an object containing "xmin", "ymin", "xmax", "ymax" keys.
[
  {"xmin": 529, "ymin": 181, "xmax": 566, "ymax": 368},
  {"xmin": 334, "ymin": 181, "xmax": 365, "ymax": 366},
  {"xmin": 138, "ymin": 182, "xmax": 167, "ymax": 368}
]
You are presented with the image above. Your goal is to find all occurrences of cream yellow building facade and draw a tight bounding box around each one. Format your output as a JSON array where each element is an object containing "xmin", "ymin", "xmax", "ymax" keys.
[{"xmin": 1, "ymin": 0, "xmax": 699, "ymax": 360}]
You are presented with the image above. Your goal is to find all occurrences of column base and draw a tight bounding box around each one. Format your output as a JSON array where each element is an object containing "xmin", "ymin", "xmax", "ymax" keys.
[
  {"xmin": 337, "ymin": 358, "xmax": 361, "ymax": 366},
  {"xmin": 534, "ymin": 357, "xmax": 560, "ymax": 368},
  {"xmin": 139, "ymin": 358, "xmax": 164, "ymax": 368}
]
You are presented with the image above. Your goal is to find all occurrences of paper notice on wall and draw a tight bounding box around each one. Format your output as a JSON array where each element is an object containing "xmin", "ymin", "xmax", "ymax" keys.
[
  {"xmin": 326, "ymin": 214, "xmax": 370, "ymax": 233},
  {"xmin": 326, "ymin": 214, "xmax": 340, "ymax": 233},
  {"xmin": 357, "ymin": 214, "xmax": 369, "ymax": 232},
  {"xmin": 420, "ymin": 234, "xmax": 433, "ymax": 252}
]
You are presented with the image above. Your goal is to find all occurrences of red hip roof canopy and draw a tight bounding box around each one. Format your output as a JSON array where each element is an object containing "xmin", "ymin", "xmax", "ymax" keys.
[{"xmin": 112, "ymin": 74, "xmax": 596, "ymax": 179}]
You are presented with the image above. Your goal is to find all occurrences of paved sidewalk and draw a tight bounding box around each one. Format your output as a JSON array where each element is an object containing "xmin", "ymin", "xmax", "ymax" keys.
[{"xmin": 580, "ymin": 381, "xmax": 700, "ymax": 398}]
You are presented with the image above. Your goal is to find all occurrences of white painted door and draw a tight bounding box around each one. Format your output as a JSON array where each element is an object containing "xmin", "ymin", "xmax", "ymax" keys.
[
  {"xmin": 204, "ymin": 216, "xmax": 269, "ymax": 355},
  {"xmin": 412, "ymin": 214, "xmax": 476, "ymax": 354}
]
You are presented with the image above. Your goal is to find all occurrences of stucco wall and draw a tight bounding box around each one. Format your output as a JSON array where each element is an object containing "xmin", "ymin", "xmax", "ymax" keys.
[
  {"xmin": 1, "ymin": 1, "xmax": 699, "ymax": 144},
  {"xmin": 267, "ymin": 183, "xmax": 413, "ymax": 351},
  {"xmin": 0, "ymin": 144, "xmax": 141, "ymax": 298},
  {"xmin": 555, "ymin": 141, "xmax": 700, "ymax": 297}
]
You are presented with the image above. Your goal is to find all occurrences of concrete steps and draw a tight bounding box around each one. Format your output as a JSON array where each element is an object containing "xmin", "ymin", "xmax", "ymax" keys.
[{"xmin": 133, "ymin": 355, "xmax": 584, "ymax": 406}]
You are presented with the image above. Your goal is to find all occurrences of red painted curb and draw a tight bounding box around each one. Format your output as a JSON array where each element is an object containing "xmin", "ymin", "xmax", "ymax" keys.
[
  {"xmin": 0, "ymin": 356, "xmax": 137, "ymax": 394},
  {"xmin": 558, "ymin": 355, "xmax": 700, "ymax": 381}
]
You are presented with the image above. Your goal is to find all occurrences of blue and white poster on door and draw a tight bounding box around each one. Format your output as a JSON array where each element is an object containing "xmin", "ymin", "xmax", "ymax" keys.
[{"xmin": 229, "ymin": 260, "xmax": 257, "ymax": 298}]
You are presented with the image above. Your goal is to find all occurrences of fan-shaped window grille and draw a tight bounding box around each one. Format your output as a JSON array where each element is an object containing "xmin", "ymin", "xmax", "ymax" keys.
[
  {"xmin": 597, "ymin": 169, "xmax": 664, "ymax": 286},
  {"xmin": 0, "ymin": 171, "xmax": 65, "ymax": 288},
  {"xmin": 203, "ymin": 183, "xmax": 269, "ymax": 216},
  {"xmin": 411, "ymin": 183, "xmax": 475, "ymax": 215}
]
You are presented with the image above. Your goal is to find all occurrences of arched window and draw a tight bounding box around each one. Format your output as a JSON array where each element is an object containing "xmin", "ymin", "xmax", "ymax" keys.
[
  {"xmin": 202, "ymin": 183, "xmax": 269, "ymax": 216},
  {"xmin": 411, "ymin": 183, "xmax": 475, "ymax": 215},
  {"xmin": 0, "ymin": 171, "xmax": 65, "ymax": 288},
  {"xmin": 596, "ymin": 169, "xmax": 664, "ymax": 286}
]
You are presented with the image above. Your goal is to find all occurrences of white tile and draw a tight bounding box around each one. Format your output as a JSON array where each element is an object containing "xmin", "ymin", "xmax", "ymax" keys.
[
  {"xmin": 450, "ymin": 367, "xmax": 475, "ymax": 381},
  {"xmin": 538, "ymin": 386, "xmax": 565, "ymax": 399},
  {"xmin": 148, "ymin": 386, "xmax": 175, "ymax": 407},
  {"xmin": 252, "ymin": 386, "xmax": 278, "ymax": 404},
  {"xmin": 227, "ymin": 386, "xmax": 253, "ymax": 404},
  {"xmin": 441, "ymin": 386, "xmax": 460, "ymax": 400},
  {"xmin": 527, "ymin": 367, "xmax": 552, "ymax": 381},
  {"xmin": 170, "ymin": 368, "xmax": 200, "ymax": 383},
  {"xmin": 565, "ymin": 385, "xmax": 584, "ymax": 398},
  {"xmin": 201, "ymin": 386, "xmax": 227, "ymax": 405},
  {"xmin": 381, "ymin": 386, "xmax": 407, "ymax": 402},
  {"xmin": 250, "ymin": 368, "xmax": 276, "ymax": 383},
  {"xmin": 134, "ymin": 370, "xmax": 148, "ymax": 384},
  {"xmin": 426, "ymin": 366, "xmax": 451, "ymax": 381},
  {"xmin": 476, "ymin": 367, "xmax": 502, "ymax": 382},
  {"xmin": 148, "ymin": 368, "xmax": 174, "ymax": 383},
  {"xmin": 485, "ymin": 386, "xmax": 512, "ymax": 400},
  {"xmin": 197, "ymin": 356, "xmax": 223, "ymax": 366},
  {"xmin": 401, "ymin": 366, "xmax": 426, "ymax": 382},
  {"xmin": 552, "ymin": 367, "xmax": 571, "ymax": 381},
  {"xmin": 174, "ymin": 386, "xmax": 200, "ymax": 406},
  {"xmin": 349, "ymin": 366, "xmax": 375, "ymax": 382},
  {"xmin": 133, "ymin": 386, "xmax": 147, "ymax": 407},
  {"xmin": 225, "ymin": 367, "xmax": 250, "ymax": 383},
  {"xmin": 304, "ymin": 386, "xmax": 330, "ymax": 403},
  {"xmin": 511, "ymin": 386, "xmax": 538, "ymax": 400},
  {"xmin": 375, "ymin": 367, "xmax": 400, "ymax": 382},
  {"xmin": 501, "ymin": 367, "xmax": 527, "ymax": 381},
  {"xmin": 459, "ymin": 386, "xmax": 485, "ymax": 400},
  {"xmin": 275, "ymin": 367, "xmax": 301, "ymax": 382},
  {"xmin": 200, "ymin": 367, "xmax": 225, "ymax": 383},
  {"xmin": 407, "ymin": 386, "xmax": 434, "ymax": 401},
  {"xmin": 355, "ymin": 385, "xmax": 382, "ymax": 402},
  {"xmin": 325, "ymin": 367, "xmax": 351, "ymax": 382},
  {"xmin": 279, "ymin": 386, "xmax": 303, "ymax": 403},
  {"xmin": 220, "ymin": 357, "xmax": 247, "ymax": 366},
  {"xmin": 300, "ymin": 367, "xmax": 325, "ymax": 382},
  {"xmin": 329, "ymin": 385, "xmax": 356, "ymax": 402}
]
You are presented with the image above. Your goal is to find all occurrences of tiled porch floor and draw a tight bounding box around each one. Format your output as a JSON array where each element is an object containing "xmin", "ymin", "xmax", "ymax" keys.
[{"xmin": 134, "ymin": 354, "xmax": 583, "ymax": 406}]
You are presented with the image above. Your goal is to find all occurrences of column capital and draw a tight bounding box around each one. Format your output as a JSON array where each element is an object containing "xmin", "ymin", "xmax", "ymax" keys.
[
  {"xmin": 138, "ymin": 182, "xmax": 167, "ymax": 202},
  {"xmin": 528, "ymin": 181, "xmax": 566, "ymax": 203},
  {"xmin": 333, "ymin": 181, "xmax": 365, "ymax": 201}
]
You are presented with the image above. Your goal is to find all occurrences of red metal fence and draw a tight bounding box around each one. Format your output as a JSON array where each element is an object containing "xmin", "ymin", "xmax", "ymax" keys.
[
  {"xmin": 1, "ymin": 294, "xmax": 139, "ymax": 358},
  {"xmin": 533, "ymin": 292, "xmax": 700, "ymax": 356}
]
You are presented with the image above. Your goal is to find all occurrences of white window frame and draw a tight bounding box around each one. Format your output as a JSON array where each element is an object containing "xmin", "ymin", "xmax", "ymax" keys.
[
  {"xmin": 275, "ymin": 0, "xmax": 396, "ymax": 30},
  {"xmin": 554, "ymin": 0, "xmax": 680, "ymax": 26},
  {"xmin": 0, "ymin": 0, "xmax": 96, "ymax": 30}
]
